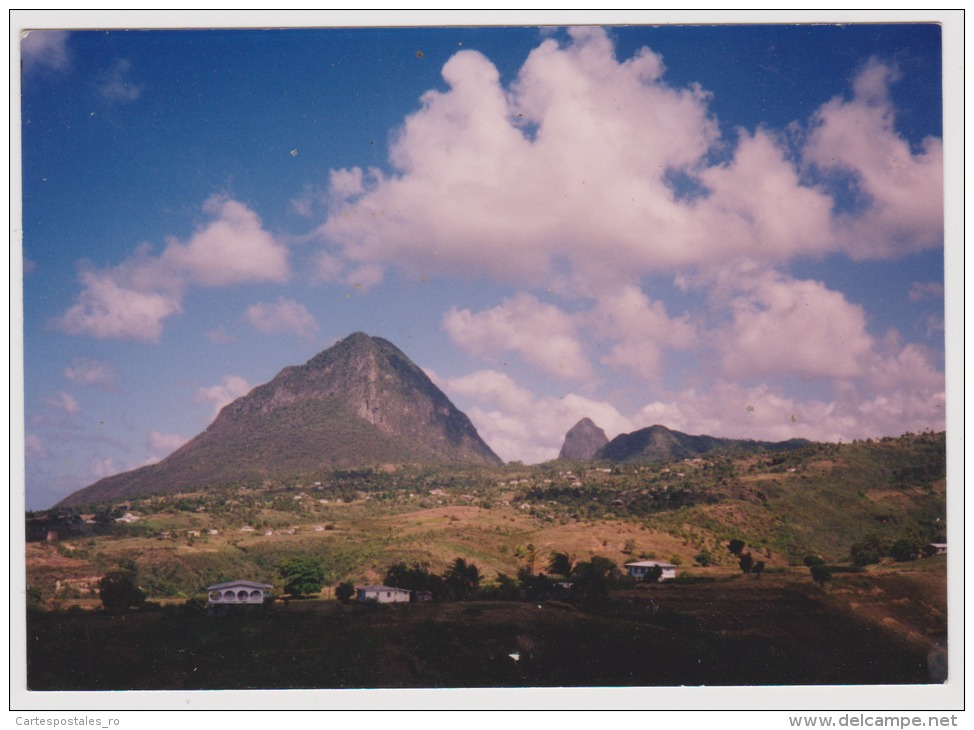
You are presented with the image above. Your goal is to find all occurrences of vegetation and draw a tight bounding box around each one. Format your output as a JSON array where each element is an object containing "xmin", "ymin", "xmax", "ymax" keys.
[
  {"xmin": 278, "ymin": 557, "xmax": 325, "ymax": 597},
  {"xmin": 98, "ymin": 570, "xmax": 146, "ymax": 612}
]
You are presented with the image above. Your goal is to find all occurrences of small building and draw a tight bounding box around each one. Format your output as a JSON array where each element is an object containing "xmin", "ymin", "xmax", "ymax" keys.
[
  {"xmin": 625, "ymin": 560, "xmax": 677, "ymax": 581},
  {"xmin": 924, "ymin": 543, "xmax": 947, "ymax": 557},
  {"xmin": 207, "ymin": 580, "xmax": 273, "ymax": 606},
  {"xmin": 355, "ymin": 585, "xmax": 411, "ymax": 603}
]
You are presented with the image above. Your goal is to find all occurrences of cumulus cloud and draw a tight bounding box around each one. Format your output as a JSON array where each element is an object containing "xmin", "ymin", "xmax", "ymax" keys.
[
  {"xmin": 317, "ymin": 30, "xmax": 940, "ymax": 294},
  {"xmin": 803, "ymin": 58, "xmax": 944, "ymax": 258},
  {"xmin": 46, "ymin": 391, "xmax": 80, "ymax": 414},
  {"xmin": 443, "ymin": 294, "xmax": 592, "ymax": 380},
  {"xmin": 245, "ymin": 298, "xmax": 319, "ymax": 339},
  {"xmin": 98, "ymin": 58, "xmax": 142, "ymax": 101},
  {"xmin": 58, "ymin": 196, "xmax": 289, "ymax": 341},
  {"xmin": 148, "ymin": 430, "xmax": 189, "ymax": 456},
  {"xmin": 64, "ymin": 357, "xmax": 119, "ymax": 390},
  {"xmin": 196, "ymin": 375, "xmax": 252, "ymax": 420},
  {"xmin": 717, "ymin": 271, "xmax": 873, "ymax": 380},
  {"xmin": 21, "ymin": 30, "xmax": 70, "ymax": 73},
  {"xmin": 594, "ymin": 286, "xmax": 696, "ymax": 381},
  {"xmin": 438, "ymin": 368, "xmax": 634, "ymax": 463}
]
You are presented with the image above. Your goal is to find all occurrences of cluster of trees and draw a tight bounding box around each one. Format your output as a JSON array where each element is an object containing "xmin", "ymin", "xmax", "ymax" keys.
[
  {"xmin": 850, "ymin": 534, "xmax": 927, "ymax": 566},
  {"xmin": 727, "ymin": 539, "xmax": 765, "ymax": 578}
]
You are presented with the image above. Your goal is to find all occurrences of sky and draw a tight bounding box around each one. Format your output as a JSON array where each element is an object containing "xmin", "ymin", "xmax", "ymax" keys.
[{"xmin": 17, "ymin": 16, "xmax": 953, "ymax": 510}]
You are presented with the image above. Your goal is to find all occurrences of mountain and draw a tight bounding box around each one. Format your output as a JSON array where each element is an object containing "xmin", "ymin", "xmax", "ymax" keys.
[
  {"xmin": 57, "ymin": 333, "xmax": 502, "ymax": 507},
  {"xmin": 558, "ymin": 418, "xmax": 609, "ymax": 460},
  {"xmin": 596, "ymin": 424, "xmax": 810, "ymax": 463}
]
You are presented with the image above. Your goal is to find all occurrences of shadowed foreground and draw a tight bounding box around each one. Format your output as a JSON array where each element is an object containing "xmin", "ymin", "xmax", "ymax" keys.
[{"xmin": 27, "ymin": 580, "xmax": 939, "ymax": 690}]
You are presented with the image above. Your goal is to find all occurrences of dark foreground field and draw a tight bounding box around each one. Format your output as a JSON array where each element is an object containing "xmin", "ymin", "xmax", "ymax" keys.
[{"xmin": 26, "ymin": 574, "xmax": 944, "ymax": 690}]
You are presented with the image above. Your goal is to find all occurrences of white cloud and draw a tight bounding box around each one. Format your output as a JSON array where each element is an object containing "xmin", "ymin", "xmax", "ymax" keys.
[
  {"xmin": 21, "ymin": 30, "xmax": 70, "ymax": 73},
  {"xmin": 594, "ymin": 285, "xmax": 696, "ymax": 381},
  {"xmin": 196, "ymin": 375, "xmax": 252, "ymax": 420},
  {"xmin": 804, "ymin": 58, "xmax": 944, "ymax": 259},
  {"xmin": 717, "ymin": 271, "xmax": 873, "ymax": 380},
  {"xmin": 317, "ymin": 30, "xmax": 940, "ymax": 295},
  {"xmin": 245, "ymin": 298, "xmax": 319, "ymax": 339},
  {"xmin": 45, "ymin": 391, "xmax": 80, "ymax": 414},
  {"xmin": 148, "ymin": 430, "xmax": 189, "ymax": 455},
  {"xmin": 443, "ymin": 294, "xmax": 592, "ymax": 380},
  {"xmin": 98, "ymin": 58, "xmax": 142, "ymax": 101},
  {"xmin": 438, "ymin": 369, "xmax": 634, "ymax": 463},
  {"xmin": 64, "ymin": 357, "xmax": 119, "ymax": 390},
  {"xmin": 58, "ymin": 196, "xmax": 288, "ymax": 341},
  {"xmin": 90, "ymin": 458, "xmax": 119, "ymax": 480}
]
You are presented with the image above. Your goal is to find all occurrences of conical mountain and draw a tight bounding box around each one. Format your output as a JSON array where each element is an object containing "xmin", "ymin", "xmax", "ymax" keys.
[
  {"xmin": 558, "ymin": 417, "xmax": 609, "ymax": 460},
  {"xmin": 57, "ymin": 333, "xmax": 502, "ymax": 507}
]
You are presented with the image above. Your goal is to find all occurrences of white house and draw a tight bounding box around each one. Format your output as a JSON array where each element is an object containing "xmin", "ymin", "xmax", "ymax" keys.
[
  {"xmin": 355, "ymin": 585, "xmax": 411, "ymax": 603},
  {"xmin": 625, "ymin": 560, "xmax": 677, "ymax": 581},
  {"xmin": 207, "ymin": 580, "xmax": 274, "ymax": 606}
]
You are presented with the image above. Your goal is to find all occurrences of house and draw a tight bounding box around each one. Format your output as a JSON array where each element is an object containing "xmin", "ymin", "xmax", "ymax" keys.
[
  {"xmin": 355, "ymin": 585, "xmax": 411, "ymax": 603},
  {"xmin": 207, "ymin": 580, "xmax": 273, "ymax": 606},
  {"xmin": 924, "ymin": 543, "xmax": 947, "ymax": 556},
  {"xmin": 625, "ymin": 560, "xmax": 677, "ymax": 581}
]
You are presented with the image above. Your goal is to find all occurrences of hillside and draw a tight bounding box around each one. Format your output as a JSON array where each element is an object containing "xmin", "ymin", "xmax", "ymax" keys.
[
  {"xmin": 596, "ymin": 424, "xmax": 811, "ymax": 463},
  {"xmin": 56, "ymin": 333, "xmax": 501, "ymax": 508}
]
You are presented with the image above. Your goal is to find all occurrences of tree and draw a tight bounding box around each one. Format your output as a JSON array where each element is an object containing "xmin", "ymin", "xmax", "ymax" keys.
[
  {"xmin": 803, "ymin": 555, "xmax": 825, "ymax": 567},
  {"xmin": 98, "ymin": 570, "xmax": 146, "ymax": 612},
  {"xmin": 335, "ymin": 582, "xmax": 355, "ymax": 604},
  {"xmin": 739, "ymin": 552, "xmax": 754, "ymax": 575},
  {"xmin": 278, "ymin": 557, "xmax": 325, "ymax": 597},
  {"xmin": 850, "ymin": 534, "xmax": 884, "ymax": 566},
  {"xmin": 694, "ymin": 551, "xmax": 712, "ymax": 567},
  {"xmin": 728, "ymin": 539, "xmax": 746, "ymax": 556},
  {"xmin": 810, "ymin": 563, "xmax": 832, "ymax": 586},
  {"xmin": 753, "ymin": 561, "xmax": 766, "ymax": 579},
  {"xmin": 890, "ymin": 538, "xmax": 920, "ymax": 562},
  {"xmin": 547, "ymin": 551, "xmax": 575, "ymax": 579},
  {"xmin": 444, "ymin": 557, "xmax": 481, "ymax": 600},
  {"xmin": 622, "ymin": 538, "xmax": 637, "ymax": 555},
  {"xmin": 643, "ymin": 565, "xmax": 664, "ymax": 583}
]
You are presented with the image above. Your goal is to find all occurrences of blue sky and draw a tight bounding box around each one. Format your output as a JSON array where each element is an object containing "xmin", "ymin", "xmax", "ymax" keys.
[{"xmin": 18, "ymin": 18, "xmax": 951, "ymax": 510}]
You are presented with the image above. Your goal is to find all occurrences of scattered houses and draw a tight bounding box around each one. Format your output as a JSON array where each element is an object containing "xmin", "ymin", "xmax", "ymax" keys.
[
  {"xmin": 207, "ymin": 580, "xmax": 273, "ymax": 607},
  {"xmin": 625, "ymin": 560, "xmax": 678, "ymax": 581},
  {"xmin": 355, "ymin": 585, "xmax": 411, "ymax": 603}
]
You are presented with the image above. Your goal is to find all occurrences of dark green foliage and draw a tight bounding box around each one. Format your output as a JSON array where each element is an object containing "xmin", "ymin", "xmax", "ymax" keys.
[
  {"xmin": 850, "ymin": 534, "xmax": 886, "ymax": 566},
  {"xmin": 803, "ymin": 555, "xmax": 826, "ymax": 567},
  {"xmin": 739, "ymin": 553, "xmax": 754, "ymax": 575},
  {"xmin": 753, "ymin": 561, "xmax": 766, "ymax": 579},
  {"xmin": 890, "ymin": 538, "xmax": 921, "ymax": 562},
  {"xmin": 695, "ymin": 551, "xmax": 712, "ymax": 567},
  {"xmin": 98, "ymin": 570, "xmax": 146, "ymax": 612},
  {"xmin": 335, "ymin": 582, "xmax": 355, "ymax": 604},
  {"xmin": 384, "ymin": 562, "xmax": 443, "ymax": 598},
  {"xmin": 728, "ymin": 539, "xmax": 746, "ymax": 556},
  {"xmin": 279, "ymin": 557, "xmax": 325, "ymax": 597},
  {"xmin": 810, "ymin": 564, "xmax": 832, "ymax": 586},
  {"xmin": 444, "ymin": 558, "xmax": 481, "ymax": 601},
  {"xmin": 570, "ymin": 556, "xmax": 621, "ymax": 604},
  {"xmin": 546, "ymin": 551, "xmax": 575, "ymax": 579},
  {"xmin": 643, "ymin": 565, "xmax": 664, "ymax": 583}
]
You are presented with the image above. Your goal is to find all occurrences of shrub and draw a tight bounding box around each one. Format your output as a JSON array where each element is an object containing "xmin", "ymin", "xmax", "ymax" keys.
[{"xmin": 98, "ymin": 570, "xmax": 146, "ymax": 612}]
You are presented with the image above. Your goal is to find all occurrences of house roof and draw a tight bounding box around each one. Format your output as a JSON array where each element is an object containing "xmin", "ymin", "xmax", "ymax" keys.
[
  {"xmin": 356, "ymin": 585, "xmax": 411, "ymax": 593},
  {"xmin": 207, "ymin": 580, "xmax": 274, "ymax": 591},
  {"xmin": 625, "ymin": 561, "xmax": 677, "ymax": 569}
]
